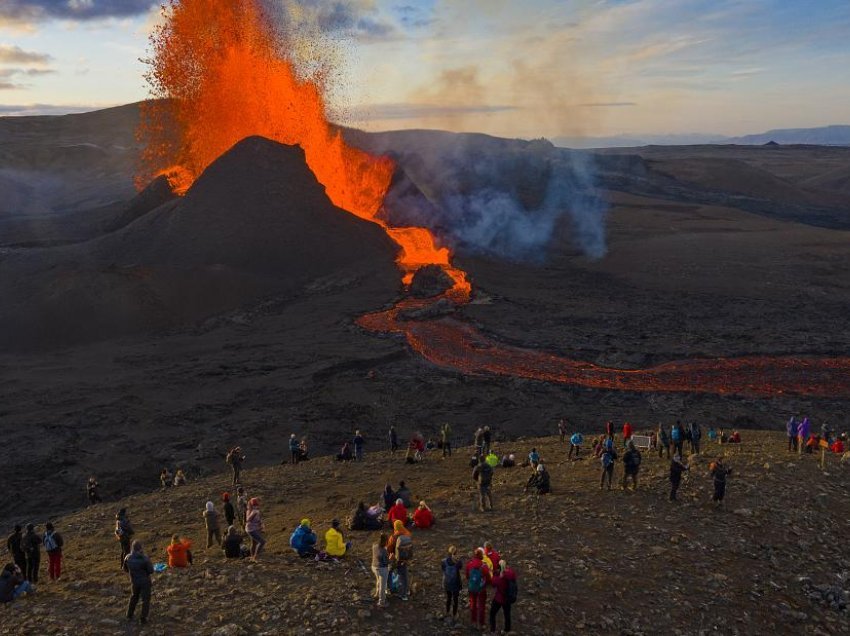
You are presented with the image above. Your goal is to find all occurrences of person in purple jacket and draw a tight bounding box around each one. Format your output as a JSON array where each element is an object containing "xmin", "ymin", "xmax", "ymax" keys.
[{"xmin": 797, "ymin": 417, "xmax": 811, "ymax": 455}]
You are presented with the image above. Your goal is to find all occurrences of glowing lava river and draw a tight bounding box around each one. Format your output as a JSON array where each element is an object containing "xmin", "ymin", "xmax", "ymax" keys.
[{"xmin": 142, "ymin": 0, "xmax": 850, "ymax": 400}]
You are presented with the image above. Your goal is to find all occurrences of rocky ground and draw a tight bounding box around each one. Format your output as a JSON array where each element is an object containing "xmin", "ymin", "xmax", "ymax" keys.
[{"xmin": 2, "ymin": 431, "xmax": 849, "ymax": 635}]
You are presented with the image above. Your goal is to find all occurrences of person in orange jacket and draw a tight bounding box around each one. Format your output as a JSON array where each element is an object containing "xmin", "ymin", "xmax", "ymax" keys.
[
  {"xmin": 166, "ymin": 535, "xmax": 192, "ymax": 568},
  {"xmin": 622, "ymin": 422, "xmax": 633, "ymax": 442},
  {"xmin": 387, "ymin": 499, "xmax": 408, "ymax": 526},
  {"xmin": 412, "ymin": 501, "xmax": 434, "ymax": 529}
]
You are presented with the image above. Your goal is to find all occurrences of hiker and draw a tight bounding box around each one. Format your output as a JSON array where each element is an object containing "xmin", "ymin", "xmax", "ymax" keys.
[
  {"xmin": 43, "ymin": 522, "xmax": 63, "ymax": 582},
  {"xmin": 123, "ymin": 541, "xmax": 153, "ymax": 625},
  {"xmin": 288, "ymin": 434, "xmax": 300, "ymax": 465},
  {"xmin": 382, "ymin": 484, "xmax": 396, "ymax": 511},
  {"xmin": 226, "ymin": 446, "xmax": 245, "ymax": 484},
  {"xmin": 167, "ymin": 535, "xmax": 192, "ymax": 568},
  {"xmin": 821, "ymin": 421, "xmax": 833, "ymax": 445},
  {"xmin": 441, "ymin": 545, "xmax": 463, "ymax": 619},
  {"xmin": 441, "ymin": 423, "xmax": 452, "ymax": 457},
  {"xmin": 483, "ymin": 542, "xmax": 501, "ymax": 574},
  {"xmin": 622, "ymin": 421, "xmax": 633, "ymax": 443},
  {"xmin": 501, "ymin": 454, "xmax": 516, "ymax": 468},
  {"xmin": 669, "ymin": 454, "xmax": 689, "ymax": 501},
  {"xmin": 657, "ymin": 424, "xmax": 670, "ymax": 458},
  {"xmin": 413, "ymin": 501, "xmax": 434, "ymax": 529},
  {"xmin": 831, "ymin": 438, "xmax": 846, "ymax": 454},
  {"xmin": 485, "ymin": 451, "xmax": 499, "ymax": 468},
  {"xmin": 527, "ymin": 448, "xmax": 540, "ymax": 469},
  {"xmin": 87, "ymin": 476, "xmax": 102, "ymax": 505},
  {"xmin": 409, "ymin": 434, "xmax": 426, "ymax": 461},
  {"xmin": 173, "ymin": 469, "xmax": 186, "ymax": 487},
  {"xmin": 388, "ymin": 520, "xmax": 412, "ymax": 600},
  {"xmin": 203, "ymin": 501, "xmax": 221, "ymax": 549},
  {"xmin": 115, "ymin": 508, "xmax": 134, "ymax": 569},
  {"xmin": 372, "ymin": 534, "xmax": 389, "ymax": 608},
  {"xmin": 6, "ymin": 525, "xmax": 26, "ymax": 575},
  {"xmin": 600, "ymin": 438, "xmax": 617, "ymax": 491},
  {"xmin": 353, "ymin": 430, "xmax": 365, "ymax": 462},
  {"xmin": 483, "ymin": 426, "xmax": 493, "ymax": 455},
  {"xmin": 290, "ymin": 519, "xmax": 318, "ymax": 557},
  {"xmin": 525, "ymin": 464, "xmax": 551, "ymax": 495},
  {"xmin": 222, "ymin": 492, "xmax": 236, "ymax": 527},
  {"xmin": 787, "ymin": 416, "xmax": 798, "ymax": 451},
  {"xmin": 324, "ymin": 519, "xmax": 351, "ymax": 557},
  {"xmin": 474, "ymin": 428, "xmax": 485, "ymax": 457},
  {"xmin": 605, "ymin": 420, "xmax": 614, "ymax": 438},
  {"xmin": 718, "ymin": 429, "xmax": 727, "ymax": 444},
  {"xmin": 558, "ymin": 419, "xmax": 567, "ymax": 443},
  {"xmin": 159, "ymin": 468, "xmax": 172, "ymax": 490},
  {"xmin": 389, "ymin": 425, "xmax": 399, "ymax": 454},
  {"xmin": 466, "ymin": 548, "xmax": 492, "ymax": 630},
  {"xmin": 222, "ymin": 525, "xmax": 245, "ymax": 559},
  {"xmin": 690, "ymin": 422, "xmax": 702, "ymax": 454},
  {"xmin": 592, "ymin": 437, "xmax": 604, "ymax": 458},
  {"xmin": 490, "ymin": 559, "xmax": 517, "ymax": 633},
  {"xmin": 707, "ymin": 427, "xmax": 718, "ymax": 443},
  {"xmin": 297, "ymin": 438, "xmax": 310, "ymax": 462},
  {"xmin": 568, "ymin": 432, "xmax": 583, "ymax": 459},
  {"xmin": 396, "ymin": 481, "xmax": 413, "ymax": 508},
  {"xmin": 622, "ymin": 440, "xmax": 642, "ymax": 491},
  {"xmin": 671, "ymin": 421, "xmax": 684, "ymax": 457},
  {"xmin": 245, "ymin": 498, "xmax": 266, "ymax": 561},
  {"xmin": 235, "ymin": 486, "xmax": 248, "ymax": 526},
  {"xmin": 0, "ymin": 563, "xmax": 34, "ymax": 603},
  {"xmin": 472, "ymin": 455, "xmax": 494, "ymax": 512},
  {"xmin": 728, "ymin": 430, "xmax": 741, "ymax": 444},
  {"xmin": 797, "ymin": 418, "xmax": 811, "ymax": 455},
  {"xmin": 387, "ymin": 499, "xmax": 409, "ymax": 526},
  {"xmin": 348, "ymin": 502, "xmax": 382, "ymax": 531},
  {"xmin": 23, "ymin": 524, "xmax": 41, "ymax": 584},
  {"xmin": 336, "ymin": 442, "xmax": 354, "ymax": 462},
  {"xmin": 709, "ymin": 459, "xmax": 732, "ymax": 505}
]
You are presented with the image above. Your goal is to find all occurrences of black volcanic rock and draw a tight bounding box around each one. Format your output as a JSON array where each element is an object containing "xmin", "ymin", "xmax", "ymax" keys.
[{"xmin": 408, "ymin": 264, "xmax": 454, "ymax": 298}]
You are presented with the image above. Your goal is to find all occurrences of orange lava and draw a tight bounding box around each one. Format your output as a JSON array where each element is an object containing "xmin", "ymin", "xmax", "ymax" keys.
[{"xmin": 138, "ymin": 0, "xmax": 468, "ymax": 297}]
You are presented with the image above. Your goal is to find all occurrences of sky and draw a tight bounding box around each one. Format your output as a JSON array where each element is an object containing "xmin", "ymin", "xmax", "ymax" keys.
[{"xmin": 1, "ymin": 0, "xmax": 849, "ymax": 139}]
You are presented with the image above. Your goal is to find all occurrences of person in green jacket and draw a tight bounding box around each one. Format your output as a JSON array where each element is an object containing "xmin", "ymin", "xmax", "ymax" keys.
[{"xmin": 441, "ymin": 423, "xmax": 452, "ymax": 458}]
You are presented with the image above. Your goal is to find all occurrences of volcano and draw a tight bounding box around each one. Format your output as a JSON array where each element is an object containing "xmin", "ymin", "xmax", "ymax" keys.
[{"xmin": 0, "ymin": 137, "xmax": 399, "ymax": 350}]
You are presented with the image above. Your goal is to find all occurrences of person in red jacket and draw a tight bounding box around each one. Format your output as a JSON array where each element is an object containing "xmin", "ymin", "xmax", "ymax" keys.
[
  {"xmin": 490, "ymin": 560, "xmax": 517, "ymax": 633},
  {"xmin": 466, "ymin": 548, "xmax": 492, "ymax": 629},
  {"xmin": 483, "ymin": 542, "xmax": 500, "ymax": 575},
  {"xmin": 831, "ymin": 439, "xmax": 845, "ymax": 454},
  {"xmin": 387, "ymin": 499, "xmax": 408, "ymax": 526},
  {"xmin": 412, "ymin": 501, "xmax": 434, "ymax": 529},
  {"xmin": 622, "ymin": 422, "xmax": 633, "ymax": 442}
]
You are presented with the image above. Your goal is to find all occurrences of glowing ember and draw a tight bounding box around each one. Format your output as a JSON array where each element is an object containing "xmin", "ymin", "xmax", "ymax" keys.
[{"xmin": 138, "ymin": 0, "xmax": 467, "ymax": 296}]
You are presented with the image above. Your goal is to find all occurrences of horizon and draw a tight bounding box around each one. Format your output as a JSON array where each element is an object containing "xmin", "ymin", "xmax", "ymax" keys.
[{"xmin": 1, "ymin": 1, "xmax": 849, "ymax": 139}]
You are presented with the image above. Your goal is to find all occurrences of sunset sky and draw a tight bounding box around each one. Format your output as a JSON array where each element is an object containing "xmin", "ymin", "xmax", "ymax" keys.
[{"xmin": 1, "ymin": 0, "xmax": 848, "ymax": 139}]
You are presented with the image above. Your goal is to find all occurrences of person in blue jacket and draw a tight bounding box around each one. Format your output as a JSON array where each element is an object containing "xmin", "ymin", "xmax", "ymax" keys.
[
  {"xmin": 568, "ymin": 432, "xmax": 583, "ymax": 460},
  {"xmin": 289, "ymin": 519, "xmax": 318, "ymax": 557}
]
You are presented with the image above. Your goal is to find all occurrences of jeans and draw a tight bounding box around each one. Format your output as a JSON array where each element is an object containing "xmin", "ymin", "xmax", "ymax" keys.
[
  {"xmin": 13, "ymin": 580, "xmax": 34, "ymax": 599},
  {"xmin": 443, "ymin": 442, "xmax": 452, "ymax": 457},
  {"xmin": 469, "ymin": 590, "xmax": 487, "ymax": 625},
  {"xmin": 25, "ymin": 552, "xmax": 39, "ymax": 584},
  {"xmin": 395, "ymin": 563, "xmax": 409, "ymax": 597},
  {"xmin": 600, "ymin": 464, "xmax": 614, "ymax": 489},
  {"xmin": 127, "ymin": 581, "xmax": 151, "ymax": 621},
  {"xmin": 248, "ymin": 530, "xmax": 266, "ymax": 557},
  {"xmin": 120, "ymin": 537, "xmax": 132, "ymax": 569},
  {"xmin": 478, "ymin": 484, "xmax": 493, "ymax": 511},
  {"xmin": 47, "ymin": 550, "xmax": 62, "ymax": 580},
  {"xmin": 372, "ymin": 566, "xmax": 388, "ymax": 606},
  {"xmin": 490, "ymin": 599, "xmax": 512, "ymax": 632},
  {"xmin": 445, "ymin": 590, "xmax": 459, "ymax": 616}
]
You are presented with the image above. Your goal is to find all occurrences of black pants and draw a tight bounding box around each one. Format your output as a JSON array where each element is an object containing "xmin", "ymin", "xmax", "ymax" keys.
[
  {"xmin": 659, "ymin": 444, "xmax": 669, "ymax": 458},
  {"xmin": 13, "ymin": 551, "xmax": 26, "ymax": 576},
  {"xmin": 120, "ymin": 537, "xmax": 132, "ymax": 568},
  {"xmin": 674, "ymin": 441, "xmax": 683, "ymax": 456},
  {"xmin": 693, "ymin": 439, "xmax": 700, "ymax": 454},
  {"xmin": 670, "ymin": 476, "xmax": 681, "ymax": 501},
  {"xmin": 25, "ymin": 551, "xmax": 40, "ymax": 583},
  {"xmin": 445, "ymin": 590, "xmax": 459, "ymax": 616},
  {"xmin": 232, "ymin": 465, "xmax": 241, "ymax": 484},
  {"xmin": 128, "ymin": 581, "xmax": 151, "ymax": 622},
  {"xmin": 788, "ymin": 436, "xmax": 797, "ymax": 451},
  {"xmin": 490, "ymin": 600, "xmax": 512, "ymax": 632},
  {"xmin": 713, "ymin": 481, "xmax": 726, "ymax": 502},
  {"xmin": 206, "ymin": 528, "xmax": 221, "ymax": 549},
  {"xmin": 568, "ymin": 444, "xmax": 580, "ymax": 459},
  {"xmin": 443, "ymin": 442, "xmax": 452, "ymax": 457},
  {"xmin": 600, "ymin": 464, "xmax": 614, "ymax": 489}
]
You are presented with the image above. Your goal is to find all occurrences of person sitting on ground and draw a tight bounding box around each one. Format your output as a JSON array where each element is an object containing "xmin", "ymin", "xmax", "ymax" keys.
[
  {"xmin": 166, "ymin": 534, "xmax": 192, "ymax": 568},
  {"xmin": 324, "ymin": 519, "xmax": 351, "ymax": 558},
  {"xmin": 718, "ymin": 429, "xmax": 727, "ymax": 444},
  {"xmin": 831, "ymin": 438, "xmax": 845, "ymax": 454},
  {"xmin": 568, "ymin": 432, "xmax": 583, "ymax": 459},
  {"xmin": 289, "ymin": 519, "xmax": 318, "ymax": 557},
  {"xmin": 413, "ymin": 501, "xmax": 434, "ymax": 529},
  {"xmin": 728, "ymin": 430, "xmax": 741, "ymax": 444},
  {"xmin": 527, "ymin": 448, "xmax": 540, "ymax": 469},
  {"xmin": 501, "ymin": 454, "xmax": 516, "ymax": 468},
  {"xmin": 348, "ymin": 502, "xmax": 382, "ymax": 531},
  {"xmin": 221, "ymin": 525, "xmax": 245, "ymax": 559},
  {"xmin": 425, "ymin": 438, "xmax": 438, "ymax": 451},
  {"xmin": 160, "ymin": 468, "xmax": 172, "ymax": 489},
  {"xmin": 0, "ymin": 563, "xmax": 34, "ymax": 603},
  {"xmin": 336, "ymin": 442, "xmax": 353, "ymax": 462},
  {"xmin": 485, "ymin": 451, "xmax": 499, "ymax": 468},
  {"xmin": 203, "ymin": 501, "xmax": 221, "ymax": 549},
  {"xmin": 396, "ymin": 481, "xmax": 413, "ymax": 508},
  {"xmin": 381, "ymin": 484, "xmax": 396, "ymax": 511},
  {"xmin": 525, "ymin": 463, "xmax": 551, "ymax": 495},
  {"xmin": 707, "ymin": 427, "xmax": 718, "ymax": 443},
  {"xmin": 222, "ymin": 492, "xmax": 236, "ymax": 528},
  {"xmin": 387, "ymin": 499, "xmax": 409, "ymax": 526},
  {"xmin": 173, "ymin": 469, "xmax": 186, "ymax": 487}
]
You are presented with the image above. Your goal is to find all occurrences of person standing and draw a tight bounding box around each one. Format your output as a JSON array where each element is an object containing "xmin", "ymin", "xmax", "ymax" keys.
[
  {"xmin": 490, "ymin": 559, "xmax": 517, "ymax": 633},
  {"xmin": 353, "ymin": 430, "xmax": 365, "ymax": 462},
  {"xmin": 235, "ymin": 487, "xmax": 248, "ymax": 526},
  {"xmin": 226, "ymin": 446, "xmax": 245, "ymax": 484},
  {"xmin": 115, "ymin": 508, "xmax": 134, "ymax": 570},
  {"xmin": 245, "ymin": 498, "xmax": 266, "ymax": 562},
  {"xmin": 23, "ymin": 524, "xmax": 41, "ymax": 584},
  {"xmin": 43, "ymin": 522, "xmax": 64, "ymax": 582},
  {"xmin": 558, "ymin": 419, "xmax": 567, "ymax": 444},
  {"xmin": 371, "ymin": 533, "xmax": 389, "ymax": 608},
  {"xmin": 288, "ymin": 434, "xmax": 300, "ymax": 465},
  {"xmin": 600, "ymin": 439, "xmax": 617, "ymax": 491},
  {"xmin": 568, "ymin": 432, "xmax": 583, "ymax": 459},
  {"xmin": 472, "ymin": 456, "xmax": 494, "ymax": 512},
  {"xmin": 657, "ymin": 424, "xmax": 670, "ymax": 459},
  {"xmin": 669, "ymin": 454, "xmax": 689, "ymax": 501},
  {"xmin": 389, "ymin": 425, "xmax": 399, "ymax": 454},
  {"xmin": 441, "ymin": 423, "xmax": 452, "ymax": 458},
  {"xmin": 622, "ymin": 440, "xmax": 642, "ymax": 491},
  {"xmin": 797, "ymin": 418, "xmax": 811, "ymax": 456},
  {"xmin": 6, "ymin": 525, "xmax": 26, "ymax": 575},
  {"xmin": 123, "ymin": 541, "xmax": 153, "ymax": 625},
  {"xmin": 203, "ymin": 501, "xmax": 221, "ymax": 549},
  {"xmin": 482, "ymin": 427, "xmax": 493, "ymax": 456},
  {"xmin": 466, "ymin": 548, "xmax": 492, "ymax": 630},
  {"xmin": 87, "ymin": 476, "xmax": 102, "ymax": 505},
  {"xmin": 671, "ymin": 422, "xmax": 684, "ymax": 457},
  {"xmin": 605, "ymin": 420, "xmax": 614, "ymax": 439},
  {"xmin": 622, "ymin": 422, "xmax": 633, "ymax": 444},
  {"xmin": 786, "ymin": 416, "xmax": 798, "ymax": 452},
  {"xmin": 222, "ymin": 492, "xmax": 236, "ymax": 528},
  {"xmin": 441, "ymin": 545, "xmax": 463, "ymax": 620},
  {"xmin": 690, "ymin": 422, "xmax": 702, "ymax": 454},
  {"xmin": 710, "ymin": 459, "xmax": 732, "ymax": 506}
]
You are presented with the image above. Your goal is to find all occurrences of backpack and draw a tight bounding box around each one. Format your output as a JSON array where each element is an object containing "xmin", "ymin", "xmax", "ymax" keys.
[
  {"xmin": 443, "ymin": 559, "xmax": 459, "ymax": 588},
  {"xmin": 506, "ymin": 577, "xmax": 518, "ymax": 604},
  {"xmin": 671, "ymin": 427, "xmax": 681, "ymax": 442},
  {"xmin": 43, "ymin": 532, "xmax": 59, "ymax": 552},
  {"xmin": 396, "ymin": 534, "xmax": 413, "ymax": 562},
  {"xmin": 602, "ymin": 451, "xmax": 615, "ymax": 467},
  {"xmin": 468, "ymin": 566, "xmax": 484, "ymax": 593},
  {"xmin": 389, "ymin": 571, "xmax": 401, "ymax": 594},
  {"xmin": 225, "ymin": 451, "xmax": 234, "ymax": 465}
]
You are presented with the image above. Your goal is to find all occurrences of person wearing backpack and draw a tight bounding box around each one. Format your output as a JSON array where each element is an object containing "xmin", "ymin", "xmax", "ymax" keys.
[
  {"xmin": 43, "ymin": 522, "xmax": 64, "ymax": 581},
  {"xmin": 472, "ymin": 456, "xmax": 494, "ymax": 512},
  {"xmin": 23, "ymin": 524, "xmax": 42, "ymax": 584},
  {"xmin": 622, "ymin": 440, "xmax": 642, "ymax": 491},
  {"xmin": 441, "ymin": 545, "xmax": 463, "ymax": 619},
  {"xmin": 371, "ymin": 533, "xmax": 389, "ymax": 608},
  {"xmin": 690, "ymin": 422, "xmax": 702, "ymax": 454},
  {"xmin": 226, "ymin": 446, "xmax": 244, "ymax": 484},
  {"xmin": 600, "ymin": 439, "xmax": 617, "ymax": 491},
  {"xmin": 466, "ymin": 548, "xmax": 492, "ymax": 630},
  {"xmin": 115, "ymin": 508, "xmax": 134, "ymax": 570},
  {"xmin": 490, "ymin": 559, "xmax": 517, "ymax": 633},
  {"xmin": 203, "ymin": 501, "xmax": 221, "ymax": 549},
  {"xmin": 671, "ymin": 422, "xmax": 684, "ymax": 457},
  {"xmin": 568, "ymin": 432, "xmax": 583, "ymax": 459}
]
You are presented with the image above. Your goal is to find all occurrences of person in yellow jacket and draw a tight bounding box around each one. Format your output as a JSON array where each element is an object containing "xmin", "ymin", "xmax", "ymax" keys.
[{"xmin": 324, "ymin": 519, "xmax": 351, "ymax": 557}]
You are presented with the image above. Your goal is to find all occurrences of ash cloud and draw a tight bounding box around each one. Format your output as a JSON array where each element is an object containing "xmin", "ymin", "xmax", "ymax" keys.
[{"xmin": 0, "ymin": 1, "xmax": 158, "ymax": 21}]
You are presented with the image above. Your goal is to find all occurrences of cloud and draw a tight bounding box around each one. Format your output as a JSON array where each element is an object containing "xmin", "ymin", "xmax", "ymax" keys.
[
  {"xmin": 579, "ymin": 102, "xmax": 637, "ymax": 107},
  {"xmin": 268, "ymin": 0, "xmax": 398, "ymax": 41},
  {"xmin": 0, "ymin": 1, "xmax": 158, "ymax": 22},
  {"xmin": 0, "ymin": 103, "xmax": 101, "ymax": 115},
  {"xmin": 351, "ymin": 102, "xmax": 516, "ymax": 120},
  {"xmin": 0, "ymin": 44, "xmax": 51, "ymax": 64}
]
